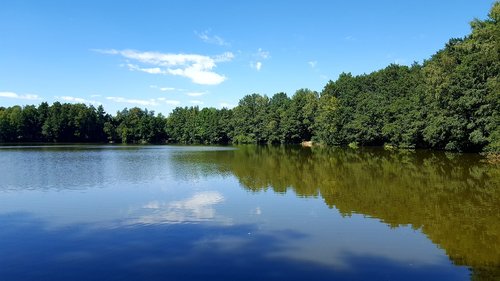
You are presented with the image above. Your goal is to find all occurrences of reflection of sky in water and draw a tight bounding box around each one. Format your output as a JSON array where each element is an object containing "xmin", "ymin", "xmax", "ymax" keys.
[
  {"xmin": 0, "ymin": 145, "xmax": 234, "ymax": 191},
  {"xmin": 226, "ymin": 192, "xmax": 447, "ymax": 269},
  {"xmin": 0, "ymin": 146, "xmax": 473, "ymax": 280}
]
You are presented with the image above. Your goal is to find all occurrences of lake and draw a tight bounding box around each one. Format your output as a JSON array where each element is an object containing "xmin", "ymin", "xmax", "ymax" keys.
[{"xmin": 0, "ymin": 145, "xmax": 498, "ymax": 281}]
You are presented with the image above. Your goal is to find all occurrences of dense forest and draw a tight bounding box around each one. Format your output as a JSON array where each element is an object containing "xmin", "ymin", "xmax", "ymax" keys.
[{"xmin": 1, "ymin": 3, "xmax": 498, "ymax": 152}]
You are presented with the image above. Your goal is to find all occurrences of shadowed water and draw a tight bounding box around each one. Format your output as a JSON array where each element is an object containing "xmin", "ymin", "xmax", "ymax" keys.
[{"xmin": 0, "ymin": 145, "xmax": 498, "ymax": 280}]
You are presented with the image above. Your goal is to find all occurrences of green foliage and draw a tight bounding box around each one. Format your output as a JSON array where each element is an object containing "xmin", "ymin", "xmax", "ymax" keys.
[
  {"xmin": 265, "ymin": 92, "xmax": 291, "ymax": 144},
  {"xmin": 114, "ymin": 107, "xmax": 167, "ymax": 144},
  {"xmin": 283, "ymin": 89, "xmax": 319, "ymax": 143},
  {"xmin": 348, "ymin": 142, "xmax": 359, "ymax": 149},
  {"xmin": 232, "ymin": 94, "xmax": 270, "ymax": 144},
  {"xmin": 421, "ymin": 3, "xmax": 499, "ymax": 151},
  {"xmin": 0, "ymin": 3, "xmax": 497, "ymax": 151},
  {"xmin": 166, "ymin": 106, "xmax": 231, "ymax": 144},
  {"xmin": 314, "ymin": 91, "xmax": 339, "ymax": 145},
  {"xmin": 312, "ymin": 3, "xmax": 498, "ymax": 152}
]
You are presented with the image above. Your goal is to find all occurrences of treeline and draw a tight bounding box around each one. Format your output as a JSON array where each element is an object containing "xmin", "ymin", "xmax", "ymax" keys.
[
  {"xmin": 0, "ymin": 3, "xmax": 498, "ymax": 151},
  {"xmin": 0, "ymin": 103, "xmax": 167, "ymax": 144}
]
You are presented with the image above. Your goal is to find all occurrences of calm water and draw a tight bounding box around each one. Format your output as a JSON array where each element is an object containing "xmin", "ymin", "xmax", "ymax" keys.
[{"xmin": 0, "ymin": 145, "xmax": 498, "ymax": 281}]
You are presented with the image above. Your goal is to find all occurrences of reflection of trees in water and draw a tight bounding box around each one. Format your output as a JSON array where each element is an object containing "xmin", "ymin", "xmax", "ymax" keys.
[{"xmin": 180, "ymin": 146, "xmax": 499, "ymax": 279}]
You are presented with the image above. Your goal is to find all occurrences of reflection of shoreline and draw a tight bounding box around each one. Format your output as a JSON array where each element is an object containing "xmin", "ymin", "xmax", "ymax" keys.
[{"xmin": 181, "ymin": 146, "xmax": 500, "ymax": 269}]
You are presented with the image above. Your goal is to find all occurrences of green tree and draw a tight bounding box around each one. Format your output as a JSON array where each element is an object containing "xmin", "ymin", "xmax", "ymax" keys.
[
  {"xmin": 265, "ymin": 92, "xmax": 291, "ymax": 144},
  {"xmin": 284, "ymin": 89, "xmax": 319, "ymax": 142},
  {"xmin": 422, "ymin": 2, "xmax": 499, "ymax": 151},
  {"xmin": 315, "ymin": 91, "xmax": 339, "ymax": 145},
  {"xmin": 232, "ymin": 94, "xmax": 269, "ymax": 143}
]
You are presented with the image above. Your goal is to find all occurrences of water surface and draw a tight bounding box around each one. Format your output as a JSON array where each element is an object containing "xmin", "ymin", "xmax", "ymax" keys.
[{"xmin": 0, "ymin": 145, "xmax": 498, "ymax": 280}]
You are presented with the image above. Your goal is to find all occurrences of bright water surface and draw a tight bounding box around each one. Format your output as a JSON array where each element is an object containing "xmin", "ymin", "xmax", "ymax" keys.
[{"xmin": 0, "ymin": 145, "xmax": 498, "ymax": 281}]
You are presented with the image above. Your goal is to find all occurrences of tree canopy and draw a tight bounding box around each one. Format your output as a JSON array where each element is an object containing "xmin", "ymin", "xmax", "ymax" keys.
[{"xmin": 1, "ymin": 2, "xmax": 498, "ymax": 152}]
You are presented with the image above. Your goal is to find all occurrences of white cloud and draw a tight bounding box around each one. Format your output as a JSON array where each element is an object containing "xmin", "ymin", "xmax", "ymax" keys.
[
  {"xmin": 160, "ymin": 87, "xmax": 175, "ymax": 92},
  {"xmin": 190, "ymin": 100, "xmax": 204, "ymax": 105},
  {"xmin": 106, "ymin": 96, "xmax": 160, "ymax": 106},
  {"xmin": 107, "ymin": 96, "xmax": 181, "ymax": 107},
  {"xmin": 250, "ymin": 61, "xmax": 262, "ymax": 71},
  {"xmin": 255, "ymin": 48, "xmax": 270, "ymax": 59},
  {"xmin": 308, "ymin": 61, "xmax": 317, "ymax": 68},
  {"xmin": 92, "ymin": 49, "xmax": 119, "ymax": 55},
  {"xmin": 164, "ymin": 100, "xmax": 181, "ymax": 105},
  {"xmin": 150, "ymin": 85, "xmax": 176, "ymax": 92},
  {"xmin": 196, "ymin": 30, "xmax": 230, "ymax": 46},
  {"xmin": 98, "ymin": 49, "xmax": 234, "ymax": 85},
  {"xmin": 0, "ymin": 91, "xmax": 41, "ymax": 100},
  {"xmin": 60, "ymin": 96, "xmax": 85, "ymax": 103},
  {"xmin": 213, "ymin": 52, "xmax": 235, "ymax": 62},
  {"xmin": 168, "ymin": 66, "xmax": 225, "ymax": 85},
  {"xmin": 127, "ymin": 63, "xmax": 166, "ymax": 74},
  {"xmin": 58, "ymin": 96, "xmax": 102, "ymax": 105},
  {"xmin": 255, "ymin": 62, "xmax": 262, "ymax": 71},
  {"xmin": 156, "ymin": 97, "xmax": 181, "ymax": 105},
  {"xmin": 186, "ymin": 92, "xmax": 206, "ymax": 97},
  {"xmin": 250, "ymin": 48, "xmax": 269, "ymax": 71}
]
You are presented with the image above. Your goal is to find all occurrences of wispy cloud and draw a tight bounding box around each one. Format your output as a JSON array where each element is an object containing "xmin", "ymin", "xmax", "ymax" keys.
[
  {"xmin": 186, "ymin": 91, "xmax": 207, "ymax": 97},
  {"xmin": 96, "ymin": 49, "xmax": 234, "ymax": 85},
  {"xmin": 58, "ymin": 96, "xmax": 102, "ymax": 105},
  {"xmin": 107, "ymin": 96, "xmax": 182, "ymax": 107},
  {"xmin": 308, "ymin": 61, "xmax": 317, "ymax": 68},
  {"xmin": 157, "ymin": 97, "xmax": 181, "ymax": 105},
  {"xmin": 165, "ymin": 100, "xmax": 181, "ymax": 106},
  {"xmin": 126, "ymin": 63, "xmax": 164, "ymax": 74},
  {"xmin": 255, "ymin": 48, "xmax": 270, "ymax": 59},
  {"xmin": 160, "ymin": 87, "xmax": 175, "ymax": 92},
  {"xmin": 189, "ymin": 100, "xmax": 204, "ymax": 105},
  {"xmin": 213, "ymin": 52, "xmax": 235, "ymax": 62},
  {"xmin": 196, "ymin": 30, "xmax": 229, "ymax": 46},
  {"xmin": 250, "ymin": 61, "xmax": 262, "ymax": 71},
  {"xmin": 106, "ymin": 96, "xmax": 160, "ymax": 106},
  {"xmin": 344, "ymin": 35, "xmax": 356, "ymax": 41},
  {"xmin": 250, "ymin": 48, "xmax": 270, "ymax": 71},
  {"xmin": 150, "ymin": 85, "xmax": 176, "ymax": 92},
  {"xmin": 0, "ymin": 91, "xmax": 41, "ymax": 100}
]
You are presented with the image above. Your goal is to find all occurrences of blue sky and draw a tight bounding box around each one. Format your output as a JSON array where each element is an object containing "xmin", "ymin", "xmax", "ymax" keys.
[{"xmin": 0, "ymin": 0, "xmax": 495, "ymax": 115}]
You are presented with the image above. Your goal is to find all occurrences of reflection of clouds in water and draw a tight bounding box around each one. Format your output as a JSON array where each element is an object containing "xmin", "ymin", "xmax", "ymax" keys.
[
  {"xmin": 252, "ymin": 207, "xmax": 262, "ymax": 215},
  {"xmin": 131, "ymin": 191, "xmax": 229, "ymax": 225}
]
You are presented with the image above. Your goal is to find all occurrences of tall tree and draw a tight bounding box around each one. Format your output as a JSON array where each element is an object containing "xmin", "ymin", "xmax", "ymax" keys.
[{"xmin": 232, "ymin": 94, "xmax": 269, "ymax": 143}]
